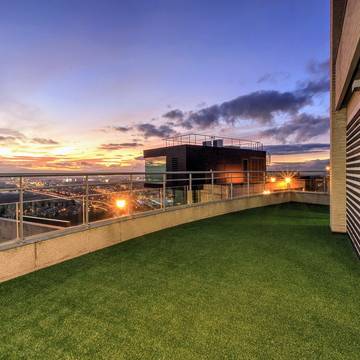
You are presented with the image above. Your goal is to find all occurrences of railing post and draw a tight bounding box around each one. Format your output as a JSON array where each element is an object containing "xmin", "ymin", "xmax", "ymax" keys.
[
  {"xmin": 85, "ymin": 175, "xmax": 89, "ymax": 225},
  {"xmin": 82, "ymin": 195, "xmax": 86, "ymax": 224},
  {"xmin": 16, "ymin": 202, "xmax": 19, "ymax": 240},
  {"xmin": 129, "ymin": 174, "xmax": 133, "ymax": 215},
  {"xmin": 323, "ymin": 175, "xmax": 326, "ymax": 193},
  {"xmin": 188, "ymin": 173, "xmax": 192, "ymax": 205},
  {"xmin": 230, "ymin": 175, "xmax": 233, "ymax": 199},
  {"xmin": 211, "ymin": 170, "xmax": 214, "ymax": 201},
  {"xmin": 19, "ymin": 176, "xmax": 24, "ymax": 241},
  {"xmin": 263, "ymin": 171, "xmax": 266, "ymax": 192},
  {"xmin": 247, "ymin": 171, "xmax": 250, "ymax": 196},
  {"xmin": 162, "ymin": 173, "xmax": 166, "ymax": 210}
]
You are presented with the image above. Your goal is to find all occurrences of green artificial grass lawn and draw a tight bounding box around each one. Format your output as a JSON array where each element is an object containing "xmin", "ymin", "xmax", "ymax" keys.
[{"xmin": 0, "ymin": 203, "xmax": 359, "ymax": 360}]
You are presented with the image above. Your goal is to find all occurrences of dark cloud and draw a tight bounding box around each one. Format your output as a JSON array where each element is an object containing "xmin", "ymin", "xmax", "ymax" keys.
[
  {"xmin": 261, "ymin": 113, "xmax": 329, "ymax": 143},
  {"xmin": 164, "ymin": 78, "xmax": 328, "ymax": 130},
  {"xmin": 181, "ymin": 105, "xmax": 221, "ymax": 129},
  {"xmin": 0, "ymin": 135, "xmax": 17, "ymax": 142},
  {"xmin": 160, "ymin": 58, "xmax": 329, "ymax": 131},
  {"xmin": 135, "ymin": 59, "xmax": 330, "ymax": 143},
  {"xmin": 298, "ymin": 59, "xmax": 329, "ymax": 96},
  {"xmin": 264, "ymin": 143, "xmax": 329, "ymax": 155},
  {"xmin": 175, "ymin": 90, "xmax": 309, "ymax": 129},
  {"xmin": 307, "ymin": 59, "xmax": 329, "ymax": 75},
  {"xmin": 268, "ymin": 159, "xmax": 329, "ymax": 172},
  {"xmin": 99, "ymin": 142, "xmax": 143, "ymax": 150},
  {"xmin": 136, "ymin": 123, "xmax": 176, "ymax": 138},
  {"xmin": 196, "ymin": 101, "xmax": 207, "ymax": 108},
  {"xmin": 296, "ymin": 77, "xmax": 329, "ymax": 96},
  {"xmin": 257, "ymin": 72, "xmax": 290, "ymax": 84},
  {"xmin": 0, "ymin": 130, "xmax": 59, "ymax": 145},
  {"xmin": 53, "ymin": 161, "xmax": 96, "ymax": 168},
  {"xmin": 32, "ymin": 137, "xmax": 59, "ymax": 145},
  {"xmin": 113, "ymin": 126, "xmax": 132, "ymax": 132},
  {"xmin": 0, "ymin": 129, "xmax": 59, "ymax": 146},
  {"xmin": 0, "ymin": 128, "xmax": 25, "ymax": 139},
  {"xmin": 162, "ymin": 109, "xmax": 184, "ymax": 120},
  {"xmin": 118, "ymin": 142, "xmax": 143, "ymax": 147}
]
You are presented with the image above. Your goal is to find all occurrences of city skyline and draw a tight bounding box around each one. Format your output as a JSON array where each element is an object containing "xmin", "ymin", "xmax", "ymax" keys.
[{"xmin": 0, "ymin": 0, "xmax": 330, "ymax": 172}]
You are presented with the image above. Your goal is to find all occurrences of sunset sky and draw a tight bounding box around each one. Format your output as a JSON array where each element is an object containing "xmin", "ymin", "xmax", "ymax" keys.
[{"xmin": 0, "ymin": 0, "xmax": 330, "ymax": 172}]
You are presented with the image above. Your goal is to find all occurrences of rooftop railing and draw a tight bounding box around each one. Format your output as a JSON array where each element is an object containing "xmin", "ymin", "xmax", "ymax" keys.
[
  {"xmin": 163, "ymin": 134, "xmax": 264, "ymax": 151},
  {"xmin": 0, "ymin": 170, "xmax": 329, "ymax": 247}
]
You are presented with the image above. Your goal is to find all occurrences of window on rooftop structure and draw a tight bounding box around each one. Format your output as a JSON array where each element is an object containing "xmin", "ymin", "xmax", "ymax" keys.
[{"xmin": 145, "ymin": 156, "xmax": 166, "ymax": 184}]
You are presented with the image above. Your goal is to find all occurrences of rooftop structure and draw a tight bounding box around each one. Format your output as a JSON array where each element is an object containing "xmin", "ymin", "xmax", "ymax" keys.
[{"xmin": 144, "ymin": 134, "xmax": 267, "ymax": 189}]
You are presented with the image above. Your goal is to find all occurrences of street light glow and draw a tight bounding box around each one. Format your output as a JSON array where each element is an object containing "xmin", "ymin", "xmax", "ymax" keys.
[
  {"xmin": 115, "ymin": 199, "xmax": 126, "ymax": 209},
  {"xmin": 270, "ymin": 177, "xmax": 276, "ymax": 183},
  {"xmin": 284, "ymin": 177, "xmax": 291, "ymax": 184}
]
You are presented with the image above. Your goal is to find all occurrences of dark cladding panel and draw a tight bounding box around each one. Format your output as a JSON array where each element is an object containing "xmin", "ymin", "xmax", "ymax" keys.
[
  {"xmin": 346, "ymin": 113, "xmax": 360, "ymax": 255},
  {"xmin": 184, "ymin": 145, "xmax": 266, "ymax": 173},
  {"xmin": 144, "ymin": 146, "xmax": 187, "ymax": 172}
]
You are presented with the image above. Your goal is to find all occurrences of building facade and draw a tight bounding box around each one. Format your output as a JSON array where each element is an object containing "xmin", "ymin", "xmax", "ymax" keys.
[{"xmin": 331, "ymin": 0, "xmax": 360, "ymax": 255}]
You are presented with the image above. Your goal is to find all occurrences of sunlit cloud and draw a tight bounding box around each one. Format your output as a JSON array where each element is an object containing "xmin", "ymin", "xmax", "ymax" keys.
[{"xmin": 50, "ymin": 146, "xmax": 75, "ymax": 156}]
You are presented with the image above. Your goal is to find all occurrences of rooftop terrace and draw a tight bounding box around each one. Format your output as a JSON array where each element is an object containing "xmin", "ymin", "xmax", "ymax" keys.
[{"xmin": 0, "ymin": 203, "xmax": 359, "ymax": 359}]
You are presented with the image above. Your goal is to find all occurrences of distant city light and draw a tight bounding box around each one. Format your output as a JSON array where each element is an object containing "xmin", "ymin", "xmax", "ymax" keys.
[
  {"xmin": 284, "ymin": 177, "xmax": 291, "ymax": 184},
  {"xmin": 326, "ymin": 166, "xmax": 330, "ymax": 171},
  {"xmin": 270, "ymin": 177, "xmax": 276, "ymax": 183},
  {"xmin": 263, "ymin": 190, "xmax": 271, "ymax": 195},
  {"xmin": 115, "ymin": 199, "xmax": 126, "ymax": 209}
]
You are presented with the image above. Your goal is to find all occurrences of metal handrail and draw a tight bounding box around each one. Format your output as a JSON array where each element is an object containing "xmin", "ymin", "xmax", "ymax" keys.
[
  {"xmin": 0, "ymin": 169, "xmax": 328, "ymax": 178},
  {"xmin": 162, "ymin": 133, "xmax": 264, "ymax": 150},
  {"xmin": 0, "ymin": 169, "xmax": 329, "ymax": 246}
]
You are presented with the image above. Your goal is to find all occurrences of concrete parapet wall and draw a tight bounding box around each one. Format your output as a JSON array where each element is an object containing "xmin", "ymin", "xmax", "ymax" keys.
[
  {"xmin": 290, "ymin": 191, "xmax": 330, "ymax": 206},
  {"xmin": 0, "ymin": 191, "xmax": 328, "ymax": 283}
]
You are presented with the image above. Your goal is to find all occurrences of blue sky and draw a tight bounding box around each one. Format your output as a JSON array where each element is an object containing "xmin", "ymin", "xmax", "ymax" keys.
[{"xmin": 0, "ymin": 0, "xmax": 330, "ymax": 171}]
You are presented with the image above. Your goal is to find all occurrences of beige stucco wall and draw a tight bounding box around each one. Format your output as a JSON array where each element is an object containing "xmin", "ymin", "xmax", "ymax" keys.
[
  {"xmin": 0, "ymin": 244, "xmax": 36, "ymax": 282},
  {"xmin": 290, "ymin": 192, "xmax": 330, "ymax": 206},
  {"xmin": 335, "ymin": 0, "xmax": 360, "ymax": 108},
  {"xmin": 0, "ymin": 191, "xmax": 329, "ymax": 283}
]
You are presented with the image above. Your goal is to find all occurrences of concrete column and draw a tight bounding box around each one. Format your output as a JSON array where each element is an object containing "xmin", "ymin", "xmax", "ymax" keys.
[{"xmin": 330, "ymin": 1, "xmax": 347, "ymax": 233}]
